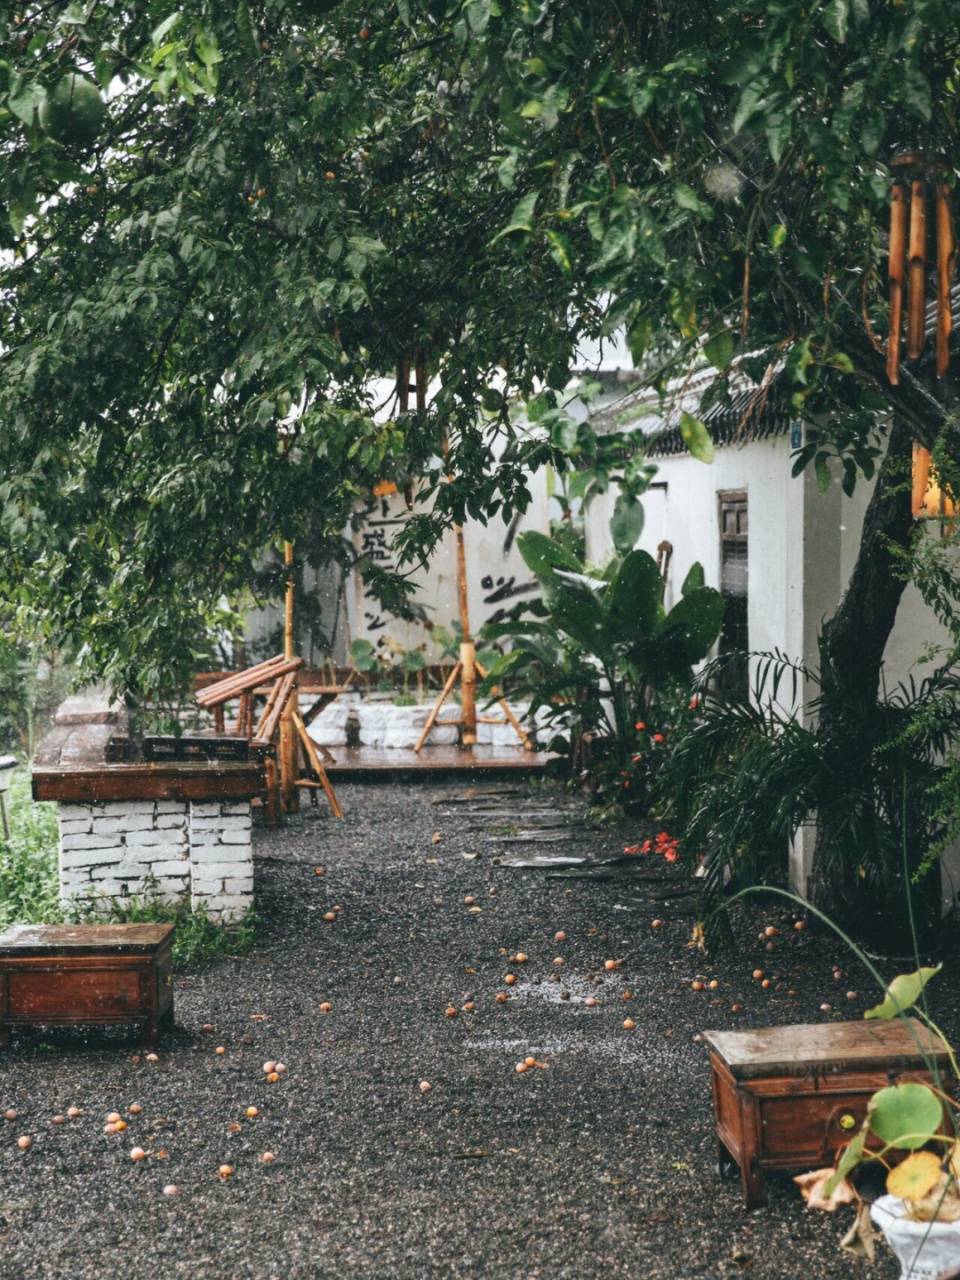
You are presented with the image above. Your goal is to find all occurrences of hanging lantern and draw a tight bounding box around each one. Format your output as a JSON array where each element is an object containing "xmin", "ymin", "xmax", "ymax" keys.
[
  {"xmin": 886, "ymin": 156, "xmax": 955, "ymax": 384},
  {"xmin": 912, "ymin": 442, "xmax": 957, "ymax": 521}
]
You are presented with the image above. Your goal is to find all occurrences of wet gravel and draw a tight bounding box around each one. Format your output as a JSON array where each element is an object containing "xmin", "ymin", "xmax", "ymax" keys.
[{"xmin": 1, "ymin": 776, "xmax": 957, "ymax": 1279}]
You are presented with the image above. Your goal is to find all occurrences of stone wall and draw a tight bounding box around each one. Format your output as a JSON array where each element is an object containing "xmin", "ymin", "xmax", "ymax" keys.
[{"xmin": 58, "ymin": 798, "xmax": 252, "ymax": 923}]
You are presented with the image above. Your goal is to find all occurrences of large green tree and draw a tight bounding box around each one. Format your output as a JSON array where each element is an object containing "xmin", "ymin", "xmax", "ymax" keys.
[{"xmin": 3, "ymin": 0, "xmax": 960, "ymax": 918}]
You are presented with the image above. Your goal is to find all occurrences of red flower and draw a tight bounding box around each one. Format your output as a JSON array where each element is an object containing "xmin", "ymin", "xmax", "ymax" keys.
[
  {"xmin": 624, "ymin": 844, "xmax": 642, "ymax": 855},
  {"xmin": 689, "ymin": 697, "xmax": 699, "ymax": 710},
  {"xmin": 641, "ymin": 839, "xmax": 652, "ymax": 853},
  {"xmin": 664, "ymin": 848, "xmax": 679, "ymax": 863},
  {"xmin": 635, "ymin": 721, "xmax": 645, "ymax": 731},
  {"xmin": 632, "ymin": 754, "xmax": 643, "ymax": 763},
  {"xmin": 653, "ymin": 733, "xmax": 665, "ymax": 744}
]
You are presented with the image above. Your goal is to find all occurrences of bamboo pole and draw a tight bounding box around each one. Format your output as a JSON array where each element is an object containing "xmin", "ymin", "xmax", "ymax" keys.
[
  {"xmin": 907, "ymin": 178, "xmax": 927, "ymax": 360},
  {"xmin": 279, "ymin": 541, "xmax": 299, "ymax": 813},
  {"xmin": 937, "ymin": 183, "xmax": 955, "ymax": 378},
  {"xmin": 413, "ymin": 660, "xmax": 462, "ymax": 753},
  {"xmin": 912, "ymin": 442, "xmax": 932, "ymax": 519},
  {"xmin": 293, "ymin": 710, "xmax": 343, "ymax": 818},
  {"xmin": 887, "ymin": 183, "xmax": 908, "ymax": 384},
  {"xmin": 475, "ymin": 660, "xmax": 533, "ymax": 751}
]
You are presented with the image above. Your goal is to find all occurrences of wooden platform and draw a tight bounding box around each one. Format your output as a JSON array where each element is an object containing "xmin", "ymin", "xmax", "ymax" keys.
[{"xmin": 321, "ymin": 745, "xmax": 562, "ymax": 777}]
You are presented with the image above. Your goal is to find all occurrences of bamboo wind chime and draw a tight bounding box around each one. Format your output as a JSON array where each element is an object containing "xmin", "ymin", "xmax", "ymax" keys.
[{"xmin": 886, "ymin": 155, "xmax": 956, "ymax": 385}]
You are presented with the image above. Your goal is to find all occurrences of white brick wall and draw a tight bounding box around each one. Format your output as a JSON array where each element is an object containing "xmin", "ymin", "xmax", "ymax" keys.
[
  {"xmin": 189, "ymin": 800, "xmax": 253, "ymax": 923},
  {"xmin": 57, "ymin": 797, "xmax": 253, "ymax": 923}
]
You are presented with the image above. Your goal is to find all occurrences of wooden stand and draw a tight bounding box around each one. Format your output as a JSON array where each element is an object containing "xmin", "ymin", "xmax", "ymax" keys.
[
  {"xmin": 702, "ymin": 1019, "xmax": 952, "ymax": 1209},
  {"xmin": 0, "ymin": 923, "xmax": 175, "ymax": 1050}
]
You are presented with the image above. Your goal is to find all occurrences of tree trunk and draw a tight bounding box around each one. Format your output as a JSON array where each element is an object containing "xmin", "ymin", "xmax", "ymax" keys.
[{"xmin": 809, "ymin": 414, "xmax": 921, "ymax": 943}]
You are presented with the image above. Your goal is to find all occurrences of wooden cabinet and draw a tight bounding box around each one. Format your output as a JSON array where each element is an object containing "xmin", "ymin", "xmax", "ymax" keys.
[
  {"xmin": 703, "ymin": 1020, "xmax": 952, "ymax": 1208},
  {"xmin": 0, "ymin": 923, "xmax": 174, "ymax": 1050}
]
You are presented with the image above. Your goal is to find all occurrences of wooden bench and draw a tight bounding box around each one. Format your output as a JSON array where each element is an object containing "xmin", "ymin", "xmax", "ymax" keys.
[
  {"xmin": 0, "ymin": 923, "xmax": 175, "ymax": 1050},
  {"xmin": 703, "ymin": 1019, "xmax": 952, "ymax": 1209}
]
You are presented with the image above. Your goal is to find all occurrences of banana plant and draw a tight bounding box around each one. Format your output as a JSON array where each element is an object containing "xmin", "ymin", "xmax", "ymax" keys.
[{"xmin": 480, "ymin": 532, "xmax": 723, "ymax": 804}]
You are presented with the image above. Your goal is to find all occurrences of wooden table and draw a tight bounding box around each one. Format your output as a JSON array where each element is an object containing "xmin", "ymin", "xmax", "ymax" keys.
[
  {"xmin": 0, "ymin": 924, "xmax": 175, "ymax": 1050},
  {"xmin": 702, "ymin": 1019, "xmax": 952, "ymax": 1209}
]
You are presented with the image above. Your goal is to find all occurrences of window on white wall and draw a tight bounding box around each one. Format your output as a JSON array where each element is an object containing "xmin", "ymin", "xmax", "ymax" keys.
[{"xmin": 718, "ymin": 492, "xmax": 748, "ymax": 696}]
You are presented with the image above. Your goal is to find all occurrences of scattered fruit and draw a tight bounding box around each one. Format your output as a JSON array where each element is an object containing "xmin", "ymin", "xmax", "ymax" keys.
[
  {"xmin": 419, "ymin": 1081, "xmax": 432, "ymax": 1093},
  {"xmin": 525, "ymin": 1056, "xmax": 536, "ymax": 1067},
  {"xmin": 515, "ymin": 953, "xmax": 527, "ymax": 964},
  {"xmin": 146, "ymin": 1053, "xmax": 159, "ymax": 1063},
  {"xmin": 463, "ymin": 1001, "xmax": 475, "ymax": 1011},
  {"xmin": 215, "ymin": 1047, "xmax": 225, "ymax": 1055},
  {"xmin": 115, "ymin": 1120, "xmax": 128, "ymax": 1132},
  {"xmin": 261, "ymin": 1152, "xmax": 276, "ymax": 1163},
  {"xmin": 622, "ymin": 991, "xmax": 632, "ymax": 1000},
  {"xmin": 709, "ymin": 980, "xmax": 719, "ymax": 990},
  {"xmin": 107, "ymin": 1112, "xmax": 122, "ymax": 1124},
  {"xmin": 495, "ymin": 993, "xmax": 507, "ymax": 1004},
  {"xmin": 584, "ymin": 997, "xmax": 598, "ymax": 1008},
  {"xmin": 652, "ymin": 919, "xmax": 663, "ymax": 928},
  {"xmin": 17, "ymin": 1136, "xmax": 31, "ymax": 1150},
  {"xmin": 267, "ymin": 1072, "xmax": 280, "ymax": 1083},
  {"xmin": 229, "ymin": 1122, "xmax": 242, "ymax": 1133},
  {"xmin": 246, "ymin": 1107, "xmax": 259, "ymax": 1118},
  {"xmin": 130, "ymin": 1147, "xmax": 146, "ymax": 1161},
  {"xmin": 794, "ymin": 921, "xmax": 805, "ymax": 931},
  {"xmin": 323, "ymin": 912, "xmax": 336, "ymax": 922},
  {"xmin": 163, "ymin": 1185, "xmax": 178, "ymax": 1195},
  {"xmin": 67, "ymin": 1107, "xmax": 81, "ymax": 1119},
  {"xmin": 52, "ymin": 1116, "xmax": 64, "ymax": 1125},
  {"xmin": 560, "ymin": 990, "xmax": 570, "ymax": 1000},
  {"xmin": 263, "ymin": 1062, "xmax": 277, "ymax": 1074},
  {"xmin": 515, "ymin": 1062, "xmax": 528, "ymax": 1074},
  {"xmin": 762, "ymin": 979, "xmax": 771, "ymax": 989},
  {"xmin": 105, "ymin": 1123, "xmax": 118, "ymax": 1135},
  {"xmin": 129, "ymin": 1104, "xmax": 142, "ymax": 1115},
  {"xmin": 464, "ymin": 896, "xmax": 475, "ymax": 906},
  {"xmin": 504, "ymin": 974, "xmax": 516, "ymax": 986},
  {"xmin": 692, "ymin": 981, "xmax": 704, "ymax": 992},
  {"xmin": 604, "ymin": 960, "xmax": 618, "ymax": 972},
  {"xmin": 4, "ymin": 1109, "xmax": 17, "ymax": 1122},
  {"xmin": 731, "ymin": 1003, "xmax": 742, "ymax": 1012},
  {"xmin": 218, "ymin": 1165, "xmax": 233, "ymax": 1178},
  {"xmin": 847, "ymin": 991, "xmax": 857, "ymax": 1001},
  {"xmin": 315, "ymin": 867, "xmax": 324, "ymax": 875},
  {"xmin": 202, "ymin": 1024, "xmax": 214, "ymax": 1032},
  {"xmin": 553, "ymin": 957, "xmax": 564, "ymax": 966},
  {"xmin": 752, "ymin": 970, "xmax": 763, "ymax": 980},
  {"xmin": 555, "ymin": 931, "xmax": 566, "ymax": 942},
  {"xmin": 765, "ymin": 942, "xmax": 776, "ymax": 952},
  {"xmin": 276, "ymin": 1063, "xmax": 287, "ymax": 1074},
  {"xmin": 623, "ymin": 1019, "xmax": 635, "ymax": 1030},
  {"xmin": 764, "ymin": 926, "xmax": 779, "ymax": 938},
  {"xmin": 445, "ymin": 1006, "xmax": 458, "ymax": 1018},
  {"xmin": 820, "ymin": 1003, "xmax": 832, "ymax": 1012},
  {"xmin": 320, "ymin": 1002, "xmax": 332, "ymax": 1013}
]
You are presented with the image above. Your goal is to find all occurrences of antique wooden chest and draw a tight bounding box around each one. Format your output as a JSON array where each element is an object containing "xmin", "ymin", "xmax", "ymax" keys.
[
  {"xmin": 702, "ymin": 1019, "xmax": 952, "ymax": 1208},
  {"xmin": 0, "ymin": 923, "xmax": 175, "ymax": 1050}
]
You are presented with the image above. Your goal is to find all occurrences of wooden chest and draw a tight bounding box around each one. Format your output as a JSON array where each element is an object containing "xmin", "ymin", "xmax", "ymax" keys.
[
  {"xmin": 0, "ymin": 923, "xmax": 175, "ymax": 1050},
  {"xmin": 702, "ymin": 1019, "xmax": 952, "ymax": 1209}
]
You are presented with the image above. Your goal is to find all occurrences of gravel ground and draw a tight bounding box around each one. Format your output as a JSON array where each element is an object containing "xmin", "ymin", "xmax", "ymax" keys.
[{"xmin": 1, "ymin": 775, "xmax": 958, "ymax": 1280}]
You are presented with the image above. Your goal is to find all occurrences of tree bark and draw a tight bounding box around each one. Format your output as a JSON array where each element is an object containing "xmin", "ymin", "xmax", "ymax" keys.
[{"xmin": 809, "ymin": 414, "xmax": 918, "ymax": 935}]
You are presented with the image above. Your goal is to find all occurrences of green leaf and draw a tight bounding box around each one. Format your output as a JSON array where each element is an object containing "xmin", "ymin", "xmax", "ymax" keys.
[
  {"xmin": 770, "ymin": 223, "xmax": 787, "ymax": 252},
  {"xmin": 679, "ymin": 412, "xmax": 714, "ymax": 464},
  {"xmin": 490, "ymin": 190, "xmax": 538, "ymax": 244},
  {"xmin": 465, "ymin": 0, "xmax": 491, "ymax": 34},
  {"xmin": 825, "ymin": 1128, "xmax": 868, "ymax": 1196},
  {"xmin": 545, "ymin": 229, "xmax": 573, "ymax": 275},
  {"xmin": 864, "ymin": 965, "xmax": 941, "ymax": 1020},
  {"xmin": 235, "ymin": 0, "xmax": 260, "ymax": 56},
  {"xmin": 868, "ymin": 1083, "xmax": 943, "ymax": 1151},
  {"xmin": 516, "ymin": 530, "xmax": 582, "ymax": 582},
  {"xmin": 900, "ymin": 67, "xmax": 932, "ymax": 122},
  {"xmin": 815, "ymin": 453, "xmax": 831, "ymax": 493},
  {"xmin": 822, "ymin": 0, "xmax": 849, "ymax": 43},
  {"xmin": 657, "ymin": 587, "xmax": 725, "ymax": 664},
  {"xmin": 703, "ymin": 328, "xmax": 734, "ymax": 371},
  {"xmin": 552, "ymin": 582, "xmax": 610, "ymax": 661},
  {"xmin": 610, "ymin": 493, "xmax": 645, "ymax": 554},
  {"xmin": 681, "ymin": 562, "xmax": 705, "ymax": 596},
  {"xmin": 606, "ymin": 549, "xmax": 662, "ymax": 645}
]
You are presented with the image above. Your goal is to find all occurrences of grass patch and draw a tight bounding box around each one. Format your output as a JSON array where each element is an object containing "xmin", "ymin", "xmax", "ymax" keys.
[
  {"xmin": 0, "ymin": 768, "xmax": 256, "ymax": 969},
  {"xmin": 0, "ymin": 769, "xmax": 62, "ymax": 927}
]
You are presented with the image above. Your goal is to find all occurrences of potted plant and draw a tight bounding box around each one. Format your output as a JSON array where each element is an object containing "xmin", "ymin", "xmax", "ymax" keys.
[{"xmin": 799, "ymin": 965, "xmax": 960, "ymax": 1275}]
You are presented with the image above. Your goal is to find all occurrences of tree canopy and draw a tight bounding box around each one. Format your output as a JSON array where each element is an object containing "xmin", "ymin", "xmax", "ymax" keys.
[{"xmin": 2, "ymin": 0, "xmax": 958, "ymax": 694}]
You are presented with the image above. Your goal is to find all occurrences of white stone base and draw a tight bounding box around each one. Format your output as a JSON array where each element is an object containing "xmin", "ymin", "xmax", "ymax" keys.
[{"xmin": 58, "ymin": 797, "xmax": 253, "ymax": 924}]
